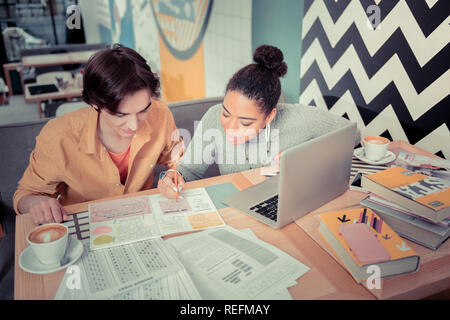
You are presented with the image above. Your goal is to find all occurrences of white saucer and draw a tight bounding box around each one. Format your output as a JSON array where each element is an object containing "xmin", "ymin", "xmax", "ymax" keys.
[
  {"xmin": 354, "ymin": 147, "xmax": 396, "ymax": 165},
  {"xmin": 19, "ymin": 236, "xmax": 83, "ymax": 275}
]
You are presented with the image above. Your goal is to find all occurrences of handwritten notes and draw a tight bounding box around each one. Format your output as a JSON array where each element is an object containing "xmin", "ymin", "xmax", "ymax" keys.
[
  {"xmin": 89, "ymin": 188, "xmax": 225, "ymax": 250},
  {"xmin": 150, "ymin": 188, "xmax": 226, "ymax": 236}
]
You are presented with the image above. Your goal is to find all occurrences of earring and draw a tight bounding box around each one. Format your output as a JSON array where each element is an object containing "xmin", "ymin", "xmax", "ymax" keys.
[{"xmin": 265, "ymin": 122, "xmax": 271, "ymax": 142}]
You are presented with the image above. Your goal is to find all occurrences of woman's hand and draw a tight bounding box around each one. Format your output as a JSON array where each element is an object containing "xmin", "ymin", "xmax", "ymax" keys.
[
  {"xmin": 21, "ymin": 195, "xmax": 69, "ymax": 225},
  {"xmin": 273, "ymin": 151, "xmax": 282, "ymax": 164},
  {"xmin": 272, "ymin": 151, "xmax": 282, "ymax": 171},
  {"xmin": 157, "ymin": 169, "xmax": 185, "ymax": 199}
]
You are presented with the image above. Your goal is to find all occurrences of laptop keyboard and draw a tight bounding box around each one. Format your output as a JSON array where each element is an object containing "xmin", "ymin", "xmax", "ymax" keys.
[{"xmin": 249, "ymin": 195, "xmax": 278, "ymax": 221}]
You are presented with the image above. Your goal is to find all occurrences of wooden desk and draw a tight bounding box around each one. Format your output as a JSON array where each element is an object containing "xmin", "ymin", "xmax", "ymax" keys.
[
  {"xmin": 24, "ymin": 81, "xmax": 82, "ymax": 118},
  {"xmin": 13, "ymin": 141, "xmax": 450, "ymax": 300},
  {"xmin": 14, "ymin": 172, "xmax": 374, "ymax": 300}
]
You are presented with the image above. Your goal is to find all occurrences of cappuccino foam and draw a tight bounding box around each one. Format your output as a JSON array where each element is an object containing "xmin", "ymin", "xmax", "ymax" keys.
[
  {"xmin": 364, "ymin": 136, "xmax": 389, "ymax": 145},
  {"xmin": 367, "ymin": 139, "xmax": 386, "ymax": 145},
  {"xmin": 29, "ymin": 225, "xmax": 66, "ymax": 244}
]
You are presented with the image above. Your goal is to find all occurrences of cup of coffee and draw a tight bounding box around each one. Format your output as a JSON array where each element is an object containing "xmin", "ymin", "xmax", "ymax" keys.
[
  {"xmin": 27, "ymin": 223, "xmax": 68, "ymax": 265},
  {"xmin": 75, "ymin": 72, "xmax": 83, "ymax": 88},
  {"xmin": 362, "ymin": 136, "xmax": 390, "ymax": 161}
]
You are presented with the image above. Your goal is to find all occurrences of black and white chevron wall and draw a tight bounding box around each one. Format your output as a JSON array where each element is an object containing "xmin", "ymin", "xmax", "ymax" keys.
[{"xmin": 299, "ymin": 0, "xmax": 450, "ymax": 159}]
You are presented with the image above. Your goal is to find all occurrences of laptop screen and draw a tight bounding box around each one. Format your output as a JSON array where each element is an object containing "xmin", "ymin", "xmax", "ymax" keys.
[{"xmin": 28, "ymin": 84, "xmax": 59, "ymax": 95}]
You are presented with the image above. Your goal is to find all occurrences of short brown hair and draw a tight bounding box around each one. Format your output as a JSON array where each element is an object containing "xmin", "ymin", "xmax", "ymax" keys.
[{"xmin": 82, "ymin": 44, "xmax": 160, "ymax": 113}]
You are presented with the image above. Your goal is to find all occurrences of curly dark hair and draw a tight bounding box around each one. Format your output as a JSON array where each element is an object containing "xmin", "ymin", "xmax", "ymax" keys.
[
  {"xmin": 226, "ymin": 44, "xmax": 287, "ymax": 116},
  {"xmin": 82, "ymin": 44, "xmax": 160, "ymax": 114}
]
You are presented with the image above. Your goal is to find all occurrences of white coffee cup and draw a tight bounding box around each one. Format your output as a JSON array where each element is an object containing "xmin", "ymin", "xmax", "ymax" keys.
[
  {"xmin": 27, "ymin": 223, "xmax": 68, "ymax": 265},
  {"xmin": 362, "ymin": 136, "xmax": 390, "ymax": 161}
]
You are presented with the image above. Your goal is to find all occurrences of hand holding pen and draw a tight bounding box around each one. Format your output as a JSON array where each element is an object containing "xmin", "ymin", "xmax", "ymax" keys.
[
  {"xmin": 157, "ymin": 168, "xmax": 185, "ymax": 199},
  {"xmin": 157, "ymin": 133, "xmax": 185, "ymax": 199}
]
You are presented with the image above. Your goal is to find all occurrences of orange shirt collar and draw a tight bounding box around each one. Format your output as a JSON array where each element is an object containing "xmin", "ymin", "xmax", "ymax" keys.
[{"xmin": 78, "ymin": 107, "xmax": 99, "ymax": 155}]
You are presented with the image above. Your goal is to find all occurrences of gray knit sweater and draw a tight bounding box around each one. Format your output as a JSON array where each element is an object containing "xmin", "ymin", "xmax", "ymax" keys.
[{"xmin": 178, "ymin": 103, "xmax": 360, "ymax": 181}]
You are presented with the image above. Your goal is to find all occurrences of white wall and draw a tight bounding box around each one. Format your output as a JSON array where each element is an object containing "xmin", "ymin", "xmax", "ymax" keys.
[
  {"xmin": 131, "ymin": 0, "xmax": 161, "ymax": 73},
  {"xmin": 78, "ymin": 0, "xmax": 101, "ymax": 44},
  {"xmin": 203, "ymin": 0, "xmax": 253, "ymax": 97}
]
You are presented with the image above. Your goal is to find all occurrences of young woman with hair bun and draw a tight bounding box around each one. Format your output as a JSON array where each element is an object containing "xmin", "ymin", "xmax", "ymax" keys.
[{"xmin": 158, "ymin": 45, "xmax": 360, "ymax": 198}]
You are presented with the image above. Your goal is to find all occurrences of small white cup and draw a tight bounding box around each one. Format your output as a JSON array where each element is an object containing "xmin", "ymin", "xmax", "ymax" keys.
[
  {"xmin": 27, "ymin": 223, "xmax": 68, "ymax": 265},
  {"xmin": 362, "ymin": 136, "xmax": 390, "ymax": 161},
  {"xmin": 75, "ymin": 73, "xmax": 83, "ymax": 88}
]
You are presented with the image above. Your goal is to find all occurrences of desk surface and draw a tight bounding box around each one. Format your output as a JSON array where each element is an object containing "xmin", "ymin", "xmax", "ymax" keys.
[
  {"xmin": 14, "ymin": 141, "xmax": 450, "ymax": 300},
  {"xmin": 21, "ymin": 50, "xmax": 98, "ymax": 68},
  {"xmin": 24, "ymin": 82, "xmax": 82, "ymax": 104}
]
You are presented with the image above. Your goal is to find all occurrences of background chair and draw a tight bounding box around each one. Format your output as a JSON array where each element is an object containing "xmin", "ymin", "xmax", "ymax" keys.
[
  {"xmin": 0, "ymin": 118, "xmax": 50, "ymax": 300},
  {"xmin": 55, "ymin": 101, "xmax": 88, "ymax": 117},
  {"xmin": 151, "ymin": 97, "xmax": 224, "ymax": 187},
  {"xmin": 0, "ymin": 118, "xmax": 50, "ymax": 216}
]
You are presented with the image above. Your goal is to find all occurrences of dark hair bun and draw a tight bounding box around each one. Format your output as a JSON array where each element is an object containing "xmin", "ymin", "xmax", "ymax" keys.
[{"xmin": 253, "ymin": 45, "xmax": 287, "ymax": 77}]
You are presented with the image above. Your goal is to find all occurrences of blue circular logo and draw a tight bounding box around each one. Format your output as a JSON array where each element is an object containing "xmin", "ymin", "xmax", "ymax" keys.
[{"xmin": 150, "ymin": 0, "xmax": 214, "ymax": 60}]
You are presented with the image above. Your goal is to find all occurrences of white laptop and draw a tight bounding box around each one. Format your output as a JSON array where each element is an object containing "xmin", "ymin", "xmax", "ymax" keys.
[{"xmin": 223, "ymin": 123, "xmax": 357, "ymax": 229}]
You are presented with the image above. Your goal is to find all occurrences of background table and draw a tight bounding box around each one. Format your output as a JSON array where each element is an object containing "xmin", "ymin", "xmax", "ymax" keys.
[
  {"xmin": 20, "ymin": 50, "xmax": 96, "ymax": 118},
  {"xmin": 24, "ymin": 80, "xmax": 82, "ymax": 118}
]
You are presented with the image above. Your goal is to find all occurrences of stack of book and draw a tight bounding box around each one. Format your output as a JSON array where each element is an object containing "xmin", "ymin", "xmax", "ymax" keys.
[
  {"xmin": 317, "ymin": 208, "xmax": 420, "ymax": 283},
  {"xmin": 360, "ymin": 166, "xmax": 450, "ymax": 250}
]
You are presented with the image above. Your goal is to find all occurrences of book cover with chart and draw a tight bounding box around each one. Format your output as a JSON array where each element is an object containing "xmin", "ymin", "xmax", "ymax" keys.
[
  {"xmin": 89, "ymin": 196, "xmax": 161, "ymax": 250},
  {"xmin": 361, "ymin": 166, "xmax": 450, "ymax": 222},
  {"xmin": 317, "ymin": 208, "xmax": 420, "ymax": 283},
  {"xmin": 149, "ymin": 187, "xmax": 226, "ymax": 236}
]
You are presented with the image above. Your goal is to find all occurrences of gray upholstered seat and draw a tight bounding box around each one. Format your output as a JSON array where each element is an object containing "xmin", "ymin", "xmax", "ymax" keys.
[{"xmin": 0, "ymin": 118, "xmax": 50, "ymax": 300}]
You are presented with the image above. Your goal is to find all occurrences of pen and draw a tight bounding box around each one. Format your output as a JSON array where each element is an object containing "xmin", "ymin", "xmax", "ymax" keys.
[{"xmin": 174, "ymin": 163, "xmax": 179, "ymax": 200}]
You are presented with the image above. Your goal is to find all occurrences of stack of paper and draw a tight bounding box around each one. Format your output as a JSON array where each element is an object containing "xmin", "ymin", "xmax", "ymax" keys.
[
  {"xmin": 54, "ymin": 238, "xmax": 201, "ymax": 300},
  {"xmin": 166, "ymin": 226, "xmax": 310, "ymax": 300},
  {"xmin": 56, "ymin": 186, "xmax": 309, "ymax": 300},
  {"xmin": 109, "ymin": 244, "xmax": 201, "ymax": 300}
]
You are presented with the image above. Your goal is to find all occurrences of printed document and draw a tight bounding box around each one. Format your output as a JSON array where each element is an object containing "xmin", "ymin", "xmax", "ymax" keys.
[
  {"xmin": 55, "ymin": 238, "xmax": 183, "ymax": 300},
  {"xmin": 108, "ymin": 244, "xmax": 202, "ymax": 300},
  {"xmin": 89, "ymin": 196, "xmax": 160, "ymax": 250},
  {"xmin": 166, "ymin": 226, "xmax": 310, "ymax": 299},
  {"xmin": 109, "ymin": 268, "xmax": 202, "ymax": 300},
  {"xmin": 396, "ymin": 151, "xmax": 450, "ymax": 170}
]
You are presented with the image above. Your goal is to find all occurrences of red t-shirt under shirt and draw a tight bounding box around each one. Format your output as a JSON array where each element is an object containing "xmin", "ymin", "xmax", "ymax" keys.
[{"xmin": 107, "ymin": 145, "xmax": 131, "ymax": 185}]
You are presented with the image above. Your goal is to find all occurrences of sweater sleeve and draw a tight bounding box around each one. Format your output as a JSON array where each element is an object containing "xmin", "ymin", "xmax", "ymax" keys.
[{"xmin": 177, "ymin": 105, "xmax": 220, "ymax": 181}]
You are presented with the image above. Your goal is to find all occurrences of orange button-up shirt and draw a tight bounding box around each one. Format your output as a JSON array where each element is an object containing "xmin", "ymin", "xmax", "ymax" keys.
[{"xmin": 13, "ymin": 100, "xmax": 181, "ymax": 214}]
